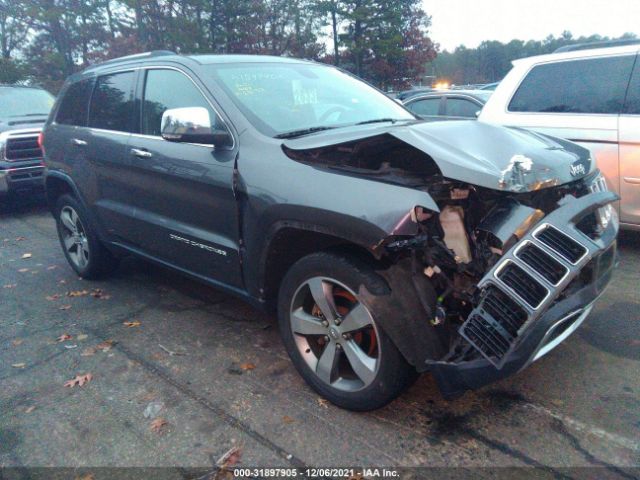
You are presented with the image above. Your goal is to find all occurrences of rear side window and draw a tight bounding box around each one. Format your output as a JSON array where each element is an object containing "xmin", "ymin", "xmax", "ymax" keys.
[
  {"xmin": 509, "ymin": 55, "xmax": 635, "ymax": 114},
  {"xmin": 623, "ymin": 57, "xmax": 640, "ymax": 114},
  {"xmin": 407, "ymin": 98, "xmax": 440, "ymax": 116},
  {"xmin": 56, "ymin": 79, "xmax": 93, "ymax": 126},
  {"xmin": 88, "ymin": 71, "xmax": 135, "ymax": 132},
  {"xmin": 446, "ymin": 98, "xmax": 480, "ymax": 118}
]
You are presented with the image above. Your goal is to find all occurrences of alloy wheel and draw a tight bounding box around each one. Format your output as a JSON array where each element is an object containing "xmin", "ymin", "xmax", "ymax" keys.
[
  {"xmin": 59, "ymin": 206, "xmax": 90, "ymax": 270},
  {"xmin": 289, "ymin": 276, "xmax": 381, "ymax": 392}
]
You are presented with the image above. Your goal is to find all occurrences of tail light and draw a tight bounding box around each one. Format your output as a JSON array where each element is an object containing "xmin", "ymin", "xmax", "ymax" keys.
[{"xmin": 38, "ymin": 131, "xmax": 46, "ymax": 161}]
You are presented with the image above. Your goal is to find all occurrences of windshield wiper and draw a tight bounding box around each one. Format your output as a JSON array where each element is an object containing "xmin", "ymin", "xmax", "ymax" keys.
[
  {"xmin": 355, "ymin": 118, "xmax": 399, "ymax": 126},
  {"xmin": 274, "ymin": 126, "xmax": 337, "ymax": 139}
]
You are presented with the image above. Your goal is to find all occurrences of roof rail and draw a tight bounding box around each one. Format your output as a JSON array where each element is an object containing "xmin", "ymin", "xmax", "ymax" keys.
[
  {"xmin": 554, "ymin": 39, "xmax": 640, "ymax": 53},
  {"xmin": 85, "ymin": 50, "xmax": 177, "ymax": 71}
]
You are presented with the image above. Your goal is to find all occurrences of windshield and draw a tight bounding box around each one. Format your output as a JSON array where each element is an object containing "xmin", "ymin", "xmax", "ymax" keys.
[
  {"xmin": 204, "ymin": 63, "xmax": 414, "ymax": 137},
  {"xmin": 0, "ymin": 87, "xmax": 55, "ymax": 118}
]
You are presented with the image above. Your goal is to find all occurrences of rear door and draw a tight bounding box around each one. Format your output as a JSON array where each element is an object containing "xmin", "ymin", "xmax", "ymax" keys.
[
  {"xmin": 405, "ymin": 96, "xmax": 443, "ymax": 121},
  {"xmin": 442, "ymin": 96, "xmax": 483, "ymax": 120},
  {"xmin": 619, "ymin": 54, "xmax": 640, "ymax": 225},
  {"xmin": 124, "ymin": 67, "xmax": 242, "ymax": 287},
  {"xmin": 85, "ymin": 70, "xmax": 138, "ymax": 242}
]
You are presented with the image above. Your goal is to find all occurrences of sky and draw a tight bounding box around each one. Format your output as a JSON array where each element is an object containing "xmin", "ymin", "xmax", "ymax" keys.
[{"xmin": 422, "ymin": 0, "xmax": 640, "ymax": 51}]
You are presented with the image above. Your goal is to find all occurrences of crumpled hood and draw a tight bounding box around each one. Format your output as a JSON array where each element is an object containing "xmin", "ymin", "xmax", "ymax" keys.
[{"xmin": 283, "ymin": 120, "xmax": 594, "ymax": 192}]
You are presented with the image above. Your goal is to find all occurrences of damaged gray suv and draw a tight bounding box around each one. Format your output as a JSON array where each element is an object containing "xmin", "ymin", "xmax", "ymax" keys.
[{"xmin": 43, "ymin": 52, "xmax": 618, "ymax": 410}]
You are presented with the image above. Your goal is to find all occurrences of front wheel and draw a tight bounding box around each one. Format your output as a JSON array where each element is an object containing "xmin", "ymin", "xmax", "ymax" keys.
[{"xmin": 278, "ymin": 252, "xmax": 417, "ymax": 411}]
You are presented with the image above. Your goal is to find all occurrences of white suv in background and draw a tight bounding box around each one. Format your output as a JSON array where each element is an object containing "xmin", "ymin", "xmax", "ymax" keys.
[{"xmin": 480, "ymin": 43, "xmax": 640, "ymax": 230}]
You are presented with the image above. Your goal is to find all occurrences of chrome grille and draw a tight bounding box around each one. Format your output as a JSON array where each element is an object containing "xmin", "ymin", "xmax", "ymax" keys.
[
  {"xmin": 4, "ymin": 134, "xmax": 42, "ymax": 161},
  {"xmin": 496, "ymin": 262, "xmax": 548, "ymax": 309},
  {"xmin": 515, "ymin": 242, "xmax": 568, "ymax": 286},
  {"xmin": 535, "ymin": 225, "xmax": 587, "ymax": 264}
]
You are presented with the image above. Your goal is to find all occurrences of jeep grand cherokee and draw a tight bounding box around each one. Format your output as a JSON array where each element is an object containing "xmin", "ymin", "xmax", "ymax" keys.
[{"xmin": 42, "ymin": 52, "xmax": 618, "ymax": 410}]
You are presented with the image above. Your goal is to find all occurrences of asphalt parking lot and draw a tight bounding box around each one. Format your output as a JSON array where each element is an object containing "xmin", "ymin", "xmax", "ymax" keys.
[{"xmin": 1, "ymin": 197, "xmax": 639, "ymax": 479}]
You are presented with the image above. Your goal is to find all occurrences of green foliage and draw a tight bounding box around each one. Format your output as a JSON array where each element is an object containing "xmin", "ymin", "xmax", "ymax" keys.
[
  {"xmin": 0, "ymin": 57, "xmax": 25, "ymax": 83},
  {"xmin": 0, "ymin": 0, "xmax": 435, "ymax": 89},
  {"xmin": 431, "ymin": 32, "xmax": 638, "ymax": 85}
]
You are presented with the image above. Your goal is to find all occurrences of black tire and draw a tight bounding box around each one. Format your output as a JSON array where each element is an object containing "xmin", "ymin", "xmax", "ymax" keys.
[
  {"xmin": 278, "ymin": 251, "xmax": 417, "ymax": 411},
  {"xmin": 54, "ymin": 194, "xmax": 117, "ymax": 279}
]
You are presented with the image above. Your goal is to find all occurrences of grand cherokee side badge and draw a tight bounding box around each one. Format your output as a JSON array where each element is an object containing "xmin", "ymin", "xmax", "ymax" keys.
[{"xmin": 169, "ymin": 234, "xmax": 227, "ymax": 256}]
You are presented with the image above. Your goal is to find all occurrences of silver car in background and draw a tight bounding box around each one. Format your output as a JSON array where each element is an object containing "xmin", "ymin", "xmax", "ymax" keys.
[{"xmin": 480, "ymin": 43, "xmax": 640, "ymax": 230}]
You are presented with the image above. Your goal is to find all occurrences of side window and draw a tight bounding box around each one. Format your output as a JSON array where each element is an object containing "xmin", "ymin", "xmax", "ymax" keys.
[
  {"xmin": 623, "ymin": 57, "xmax": 640, "ymax": 114},
  {"xmin": 142, "ymin": 69, "xmax": 225, "ymax": 137},
  {"xmin": 407, "ymin": 98, "xmax": 440, "ymax": 116},
  {"xmin": 88, "ymin": 71, "xmax": 135, "ymax": 132},
  {"xmin": 446, "ymin": 98, "xmax": 480, "ymax": 118},
  {"xmin": 56, "ymin": 79, "xmax": 93, "ymax": 126},
  {"xmin": 509, "ymin": 55, "xmax": 635, "ymax": 114}
]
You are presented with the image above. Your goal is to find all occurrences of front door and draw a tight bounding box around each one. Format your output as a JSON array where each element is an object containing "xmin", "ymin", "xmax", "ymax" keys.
[
  {"xmin": 124, "ymin": 67, "xmax": 242, "ymax": 287},
  {"xmin": 619, "ymin": 55, "xmax": 640, "ymax": 226}
]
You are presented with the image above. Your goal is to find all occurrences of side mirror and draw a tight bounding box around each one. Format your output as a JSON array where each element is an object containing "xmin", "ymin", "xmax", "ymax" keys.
[{"xmin": 161, "ymin": 107, "xmax": 232, "ymax": 148}]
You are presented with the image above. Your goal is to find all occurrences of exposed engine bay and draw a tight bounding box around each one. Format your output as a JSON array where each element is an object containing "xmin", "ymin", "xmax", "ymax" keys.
[{"xmin": 283, "ymin": 126, "xmax": 617, "ymax": 376}]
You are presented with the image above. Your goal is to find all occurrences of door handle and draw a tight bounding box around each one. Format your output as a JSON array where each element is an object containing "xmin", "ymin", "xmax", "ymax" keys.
[
  {"xmin": 71, "ymin": 138, "xmax": 87, "ymax": 147},
  {"xmin": 623, "ymin": 177, "xmax": 640, "ymax": 185},
  {"xmin": 130, "ymin": 148, "xmax": 153, "ymax": 159}
]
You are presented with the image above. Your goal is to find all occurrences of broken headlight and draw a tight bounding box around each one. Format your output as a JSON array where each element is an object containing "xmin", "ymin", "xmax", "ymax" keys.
[{"xmin": 588, "ymin": 172, "xmax": 617, "ymax": 230}]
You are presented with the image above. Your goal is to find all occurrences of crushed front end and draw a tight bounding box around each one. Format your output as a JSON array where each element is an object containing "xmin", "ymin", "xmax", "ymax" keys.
[{"xmin": 384, "ymin": 170, "xmax": 618, "ymax": 398}]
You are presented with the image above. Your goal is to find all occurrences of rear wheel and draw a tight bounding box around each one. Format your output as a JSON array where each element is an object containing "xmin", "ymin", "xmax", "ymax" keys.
[
  {"xmin": 55, "ymin": 194, "xmax": 116, "ymax": 279},
  {"xmin": 278, "ymin": 252, "xmax": 417, "ymax": 411}
]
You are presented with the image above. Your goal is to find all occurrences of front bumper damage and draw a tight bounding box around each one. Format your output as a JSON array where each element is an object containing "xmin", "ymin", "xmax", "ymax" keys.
[{"xmin": 428, "ymin": 190, "xmax": 619, "ymax": 398}]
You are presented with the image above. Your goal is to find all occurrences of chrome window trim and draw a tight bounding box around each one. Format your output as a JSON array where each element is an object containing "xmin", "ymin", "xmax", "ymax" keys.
[
  {"xmin": 513, "ymin": 239, "xmax": 570, "ymax": 287},
  {"xmin": 493, "ymin": 259, "xmax": 551, "ymax": 310},
  {"xmin": 53, "ymin": 64, "xmax": 237, "ymax": 151},
  {"xmin": 532, "ymin": 223, "xmax": 589, "ymax": 265}
]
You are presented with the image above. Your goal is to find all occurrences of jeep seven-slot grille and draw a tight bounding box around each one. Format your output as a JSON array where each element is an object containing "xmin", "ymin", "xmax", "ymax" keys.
[
  {"xmin": 536, "ymin": 226, "xmax": 587, "ymax": 263},
  {"xmin": 516, "ymin": 243, "xmax": 568, "ymax": 285},
  {"xmin": 5, "ymin": 136, "xmax": 42, "ymax": 161},
  {"xmin": 460, "ymin": 286, "xmax": 528, "ymax": 363},
  {"xmin": 497, "ymin": 263, "xmax": 548, "ymax": 308}
]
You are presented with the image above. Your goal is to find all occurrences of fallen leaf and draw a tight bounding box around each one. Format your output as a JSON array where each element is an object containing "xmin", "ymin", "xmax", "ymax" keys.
[
  {"xmin": 76, "ymin": 334, "xmax": 88, "ymax": 341},
  {"xmin": 64, "ymin": 344, "xmax": 78, "ymax": 349},
  {"xmin": 96, "ymin": 340, "xmax": 115, "ymax": 351},
  {"xmin": 46, "ymin": 294, "xmax": 61, "ymax": 301},
  {"xmin": 216, "ymin": 446, "xmax": 242, "ymax": 468},
  {"xmin": 18, "ymin": 268, "xmax": 29, "ymax": 273},
  {"xmin": 59, "ymin": 279, "xmax": 66, "ymax": 284},
  {"xmin": 57, "ymin": 333, "xmax": 73, "ymax": 342},
  {"xmin": 150, "ymin": 417, "xmax": 168, "ymax": 434},
  {"xmin": 59, "ymin": 305, "xmax": 72, "ymax": 310},
  {"xmin": 239, "ymin": 362, "xmax": 256, "ymax": 371},
  {"xmin": 81, "ymin": 347, "xmax": 96, "ymax": 357},
  {"xmin": 282, "ymin": 415, "xmax": 295, "ymax": 424},
  {"xmin": 12, "ymin": 363, "xmax": 26, "ymax": 368},
  {"xmin": 21, "ymin": 253, "xmax": 32, "ymax": 259},
  {"xmin": 75, "ymin": 473, "xmax": 95, "ymax": 480},
  {"xmin": 123, "ymin": 320, "xmax": 141, "ymax": 328},
  {"xmin": 64, "ymin": 373, "xmax": 93, "ymax": 388},
  {"xmin": 3, "ymin": 284, "xmax": 16, "ymax": 289},
  {"xmin": 12, "ymin": 339, "xmax": 23, "ymax": 346},
  {"xmin": 47, "ymin": 265, "xmax": 57, "ymax": 270},
  {"xmin": 15, "ymin": 236, "xmax": 26, "ymax": 241},
  {"xmin": 317, "ymin": 398, "xmax": 329, "ymax": 408},
  {"xmin": 67, "ymin": 290, "xmax": 89, "ymax": 297},
  {"xmin": 24, "ymin": 406, "xmax": 36, "ymax": 413}
]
